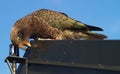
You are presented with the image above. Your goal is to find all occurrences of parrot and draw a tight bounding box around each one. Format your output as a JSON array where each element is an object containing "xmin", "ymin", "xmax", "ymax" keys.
[{"xmin": 10, "ymin": 9, "xmax": 107, "ymax": 50}]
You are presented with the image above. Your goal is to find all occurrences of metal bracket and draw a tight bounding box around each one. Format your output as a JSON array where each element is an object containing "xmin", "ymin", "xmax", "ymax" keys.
[{"xmin": 5, "ymin": 56, "xmax": 28, "ymax": 74}]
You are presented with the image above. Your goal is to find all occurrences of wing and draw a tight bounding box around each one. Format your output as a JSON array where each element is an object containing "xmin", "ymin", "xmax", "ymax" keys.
[
  {"xmin": 30, "ymin": 9, "xmax": 87, "ymax": 30},
  {"xmin": 32, "ymin": 9, "xmax": 103, "ymax": 31}
]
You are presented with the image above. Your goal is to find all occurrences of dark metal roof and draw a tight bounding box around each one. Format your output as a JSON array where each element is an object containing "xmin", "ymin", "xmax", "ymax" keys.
[{"xmin": 17, "ymin": 40, "xmax": 120, "ymax": 74}]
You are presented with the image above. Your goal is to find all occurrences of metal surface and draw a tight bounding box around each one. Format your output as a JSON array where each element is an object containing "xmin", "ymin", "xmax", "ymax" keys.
[
  {"xmin": 5, "ymin": 56, "xmax": 28, "ymax": 74},
  {"xmin": 17, "ymin": 40, "xmax": 120, "ymax": 74},
  {"xmin": 5, "ymin": 58, "xmax": 17, "ymax": 74},
  {"xmin": 9, "ymin": 44, "xmax": 19, "ymax": 57},
  {"xmin": 12, "ymin": 61, "xmax": 16, "ymax": 74},
  {"xmin": 6, "ymin": 59, "xmax": 14, "ymax": 74}
]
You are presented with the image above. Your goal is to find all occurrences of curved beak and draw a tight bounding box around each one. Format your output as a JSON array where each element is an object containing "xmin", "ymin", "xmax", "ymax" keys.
[{"xmin": 23, "ymin": 41, "xmax": 31, "ymax": 47}]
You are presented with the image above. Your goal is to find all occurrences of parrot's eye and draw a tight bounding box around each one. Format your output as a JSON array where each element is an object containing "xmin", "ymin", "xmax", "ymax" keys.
[{"xmin": 17, "ymin": 37, "xmax": 21, "ymax": 41}]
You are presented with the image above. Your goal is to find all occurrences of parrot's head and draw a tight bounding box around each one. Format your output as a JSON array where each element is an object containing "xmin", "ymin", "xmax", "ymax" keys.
[{"xmin": 10, "ymin": 26, "xmax": 31, "ymax": 50}]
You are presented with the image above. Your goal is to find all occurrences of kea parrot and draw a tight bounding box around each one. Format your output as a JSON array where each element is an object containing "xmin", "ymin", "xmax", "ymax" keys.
[{"xmin": 10, "ymin": 9, "xmax": 107, "ymax": 50}]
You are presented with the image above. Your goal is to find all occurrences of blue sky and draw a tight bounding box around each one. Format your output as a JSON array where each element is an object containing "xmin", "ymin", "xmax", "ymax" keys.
[{"xmin": 0, "ymin": 0, "xmax": 120, "ymax": 74}]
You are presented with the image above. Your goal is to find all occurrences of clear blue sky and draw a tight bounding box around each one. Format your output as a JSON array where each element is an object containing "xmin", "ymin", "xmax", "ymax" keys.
[{"xmin": 0, "ymin": 0, "xmax": 120, "ymax": 74}]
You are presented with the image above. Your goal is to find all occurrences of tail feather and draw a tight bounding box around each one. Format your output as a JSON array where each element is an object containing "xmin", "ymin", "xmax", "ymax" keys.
[
  {"xmin": 83, "ymin": 31, "xmax": 107, "ymax": 40},
  {"xmin": 72, "ymin": 21, "xmax": 103, "ymax": 31},
  {"xmin": 85, "ymin": 24, "xmax": 103, "ymax": 31},
  {"xmin": 61, "ymin": 30, "xmax": 107, "ymax": 40}
]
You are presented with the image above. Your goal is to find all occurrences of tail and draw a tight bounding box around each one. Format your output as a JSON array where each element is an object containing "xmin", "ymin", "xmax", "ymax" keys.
[
  {"xmin": 71, "ymin": 21, "xmax": 104, "ymax": 31},
  {"xmin": 85, "ymin": 24, "xmax": 103, "ymax": 31},
  {"xmin": 83, "ymin": 31, "xmax": 107, "ymax": 40},
  {"xmin": 61, "ymin": 30, "xmax": 107, "ymax": 40}
]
